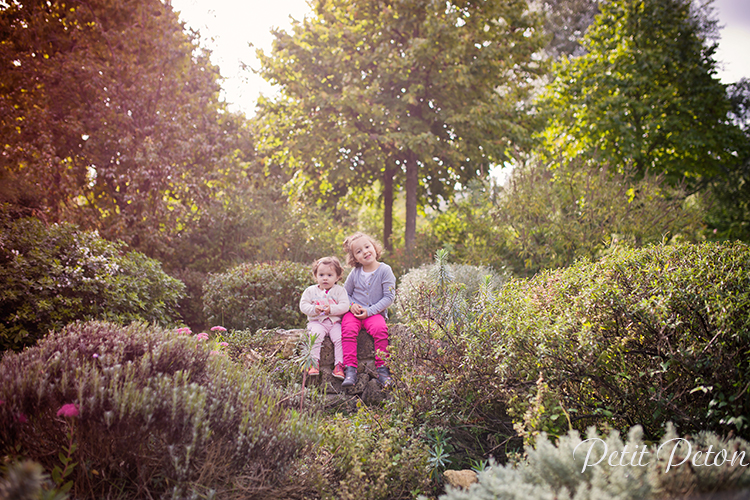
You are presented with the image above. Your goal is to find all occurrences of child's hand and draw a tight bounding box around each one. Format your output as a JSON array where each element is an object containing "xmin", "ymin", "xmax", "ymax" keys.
[
  {"xmin": 350, "ymin": 303, "xmax": 368, "ymax": 319},
  {"xmin": 315, "ymin": 303, "xmax": 326, "ymax": 314}
]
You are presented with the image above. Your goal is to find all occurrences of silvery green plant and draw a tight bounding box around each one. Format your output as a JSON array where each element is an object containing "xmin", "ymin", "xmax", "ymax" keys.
[{"xmin": 436, "ymin": 424, "xmax": 750, "ymax": 500}]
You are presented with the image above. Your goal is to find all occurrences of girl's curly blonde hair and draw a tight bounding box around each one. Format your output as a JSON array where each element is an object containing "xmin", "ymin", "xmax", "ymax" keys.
[{"xmin": 342, "ymin": 232, "xmax": 383, "ymax": 268}]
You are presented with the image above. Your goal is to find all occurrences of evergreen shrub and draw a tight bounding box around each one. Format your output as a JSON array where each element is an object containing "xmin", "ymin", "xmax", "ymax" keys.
[
  {"xmin": 488, "ymin": 241, "xmax": 750, "ymax": 441},
  {"xmin": 395, "ymin": 254, "xmax": 506, "ymax": 322},
  {"xmin": 391, "ymin": 242, "xmax": 750, "ymax": 469},
  {"xmin": 437, "ymin": 424, "xmax": 750, "ymax": 500},
  {"xmin": 318, "ymin": 405, "xmax": 432, "ymax": 500},
  {"xmin": 0, "ymin": 321, "xmax": 317, "ymax": 499},
  {"xmin": 390, "ymin": 251, "xmax": 515, "ymax": 465},
  {"xmin": 0, "ymin": 217, "xmax": 185, "ymax": 352},
  {"xmin": 202, "ymin": 261, "xmax": 312, "ymax": 333}
]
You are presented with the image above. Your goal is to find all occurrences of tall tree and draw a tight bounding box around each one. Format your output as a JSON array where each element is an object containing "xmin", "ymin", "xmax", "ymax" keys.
[
  {"xmin": 255, "ymin": 0, "xmax": 544, "ymax": 251},
  {"xmin": 0, "ymin": 0, "xmax": 248, "ymax": 256},
  {"xmin": 538, "ymin": 0, "xmax": 746, "ymax": 186}
]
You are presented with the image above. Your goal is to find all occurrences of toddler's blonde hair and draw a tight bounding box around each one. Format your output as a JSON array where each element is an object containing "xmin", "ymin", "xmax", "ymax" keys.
[{"xmin": 342, "ymin": 232, "xmax": 383, "ymax": 268}]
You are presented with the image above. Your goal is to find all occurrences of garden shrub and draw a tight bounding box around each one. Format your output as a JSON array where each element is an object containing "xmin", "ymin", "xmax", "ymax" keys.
[
  {"xmin": 391, "ymin": 242, "xmax": 750, "ymax": 471},
  {"xmin": 486, "ymin": 241, "xmax": 750, "ymax": 442},
  {"xmin": 0, "ymin": 321, "xmax": 318, "ymax": 499},
  {"xmin": 437, "ymin": 424, "xmax": 750, "ymax": 500},
  {"xmin": 395, "ymin": 250, "xmax": 506, "ymax": 322},
  {"xmin": 493, "ymin": 159, "xmax": 703, "ymax": 276},
  {"xmin": 202, "ymin": 261, "xmax": 312, "ymax": 332},
  {"xmin": 0, "ymin": 217, "xmax": 185, "ymax": 352},
  {"xmin": 317, "ymin": 404, "xmax": 433, "ymax": 500},
  {"xmin": 390, "ymin": 251, "xmax": 517, "ymax": 467}
]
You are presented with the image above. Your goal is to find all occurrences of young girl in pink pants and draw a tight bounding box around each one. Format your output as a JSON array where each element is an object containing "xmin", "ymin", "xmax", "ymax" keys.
[{"xmin": 340, "ymin": 232, "xmax": 396, "ymax": 388}]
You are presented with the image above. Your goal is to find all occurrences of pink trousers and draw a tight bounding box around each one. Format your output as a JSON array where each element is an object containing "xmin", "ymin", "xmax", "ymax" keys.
[
  {"xmin": 307, "ymin": 318, "xmax": 343, "ymax": 366},
  {"xmin": 341, "ymin": 312, "xmax": 389, "ymax": 368}
]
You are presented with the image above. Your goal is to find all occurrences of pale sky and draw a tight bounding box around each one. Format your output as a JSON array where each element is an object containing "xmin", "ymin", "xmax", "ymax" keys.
[{"xmin": 170, "ymin": 0, "xmax": 750, "ymax": 116}]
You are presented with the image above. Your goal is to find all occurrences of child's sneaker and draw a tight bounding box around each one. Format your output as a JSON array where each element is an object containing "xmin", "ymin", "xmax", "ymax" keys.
[
  {"xmin": 341, "ymin": 366, "xmax": 357, "ymax": 387},
  {"xmin": 332, "ymin": 363, "xmax": 345, "ymax": 380},
  {"xmin": 308, "ymin": 366, "xmax": 319, "ymax": 376}
]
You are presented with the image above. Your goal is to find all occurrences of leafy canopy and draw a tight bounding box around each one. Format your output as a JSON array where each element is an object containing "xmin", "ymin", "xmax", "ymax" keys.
[
  {"xmin": 538, "ymin": 0, "xmax": 746, "ymax": 184},
  {"xmin": 0, "ymin": 0, "xmax": 251, "ymax": 256},
  {"xmin": 256, "ymin": 0, "xmax": 544, "ymax": 249}
]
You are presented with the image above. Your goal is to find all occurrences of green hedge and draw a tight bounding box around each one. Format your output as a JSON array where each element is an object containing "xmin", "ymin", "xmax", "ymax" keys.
[
  {"xmin": 202, "ymin": 261, "xmax": 312, "ymax": 332},
  {"xmin": 0, "ymin": 217, "xmax": 185, "ymax": 351}
]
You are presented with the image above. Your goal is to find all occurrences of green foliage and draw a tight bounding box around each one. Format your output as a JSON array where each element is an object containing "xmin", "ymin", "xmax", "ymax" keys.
[
  {"xmin": 256, "ymin": 0, "xmax": 544, "ymax": 248},
  {"xmin": 0, "ymin": 0, "xmax": 248, "ymax": 256},
  {"xmin": 395, "ymin": 251, "xmax": 506, "ymax": 323},
  {"xmin": 704, "ymin": 78, "xmax": 750, "ymax": 242},
  {"xmin": 426, "ymin": 428, "xmax": 454, "ymax": 481},
  {"xmin": 416, "ymin": 179, "xmax": 508, "ymax": 272},
  {"xmin": 0, "ymin": 217, "xmax": 184, "ymax": 352},
  {"xmin": 317, "ymin": 404, "xmax": 432, "ymax": 500},
  {"xmin": 538, "ymin": 0, "xmax": 746, "ymax": 184},
  {"xmin": 0, "ymin": 321, "xmax": 317, "ymax": 499},
  {"xmin": 295, "ymin": 332, "xmax": 319, "ymax": 411},
  {"xmin": 494, "ymin": 159, "xmax": 704, "ymax": 276},
  {"xmin": 202, "ymin": 261, "xmax": 312, "ymax": 333},
  {"xmin": 390, "ymin": 252, "xmax": 515, "ymax": 466},
  {"xmin": 486, "ymin": 242, "xmax": 750, "ymax": 441},
  {"xmin": 438, "ymin": 424, "xmax": 750, "ymax": 500},
  {"xmin": 163, "ymin": 182, "xmax": 348, "ymax": 330},
  {"xmin": 540, "ymin": 0, "xmax": 599, "ymax": 59},
  {"xmin": 391, "ymin": 243, "xmax": 750, "ymax": 471}
]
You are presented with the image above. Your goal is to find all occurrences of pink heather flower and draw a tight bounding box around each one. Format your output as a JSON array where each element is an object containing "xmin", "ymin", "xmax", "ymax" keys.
[
  {"xmin": 176, "ymin": 327, "xmax": 192, "ymax": 335},
  {"xmin": 210, "ymin": 350, "xmax": 220, "ymax": 355},
  {"xmin": 0, "ymin": 399, "xmax": 4, "ymax": 405},
  {"xmin": 57, "ymin": 403, "xmax": 79, "ymax": 418},
  {"xmin": 219, "ymin": 342, "xmax": 229, "ymax": 347},
  {"xmin": 16, "ymin": 413, "xmax": 28, "ymax": 424},
  {"xmin": 93, "ymin": 353, "xmax": 99, "ymax": 358},
  {"xmin": 210, "ymin": 326, "xmax": 227, "ymax": 332},
  {"xmin": 196, "ymin": 332, "xmax": 209, "ymax": 341}
]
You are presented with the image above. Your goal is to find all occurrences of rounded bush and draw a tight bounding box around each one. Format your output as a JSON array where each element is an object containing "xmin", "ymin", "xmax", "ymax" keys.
[
  {"xmin": 0, "ymin": 321, "xmax": 317, "ymax": 499},
  {"xmin": 392, "ymin": 242, "xmax": 750, "ymax": 467},
  {"xmin": 202, "ymin": 261, "xmax": 313, "ymax": 332},
  {"xmin": 0, "ymin": 217, "xmax": 185, "ymax": 352},
  {"xmin": 395, "ymin": 259, "xmax": 506, "ymax": 322},
  {"xmin": 486, "ymin": 241, "xmax": 750, "ymax": 441}
]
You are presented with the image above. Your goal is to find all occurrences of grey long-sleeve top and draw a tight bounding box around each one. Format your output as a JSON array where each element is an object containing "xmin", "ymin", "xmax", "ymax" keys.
[{"xmin": 343, "ymin": 263, "xmax": 396, "ymax": 319}]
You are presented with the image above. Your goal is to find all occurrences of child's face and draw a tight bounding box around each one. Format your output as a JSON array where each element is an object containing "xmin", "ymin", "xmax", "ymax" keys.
[
  {"xmin": 350, "ymin": 237, "xmax": 377, "ymax": 267},
  {"xmin": 315, "ymin": 263, "xmax": 338, "ymax": 290}
]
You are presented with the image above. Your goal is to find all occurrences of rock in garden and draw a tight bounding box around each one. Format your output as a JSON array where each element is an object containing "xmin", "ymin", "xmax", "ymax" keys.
[{"xmin": 443, "ymin": 470, "xmax": 477, "ymax": 489}]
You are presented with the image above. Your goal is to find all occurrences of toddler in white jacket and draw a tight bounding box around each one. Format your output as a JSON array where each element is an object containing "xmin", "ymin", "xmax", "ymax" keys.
[{"xmin": 299, "ymin": 256, "xmax": 350, "ymax": 379}]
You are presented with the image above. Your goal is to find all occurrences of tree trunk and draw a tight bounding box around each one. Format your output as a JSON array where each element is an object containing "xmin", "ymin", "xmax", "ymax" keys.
[
  {"xmin": 404, "ymin": 150, "xmax": 418, "ymax": 254},
  {"xmin": 383, "ymin": 167, "xmax": 394, "ymax": 251}
]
